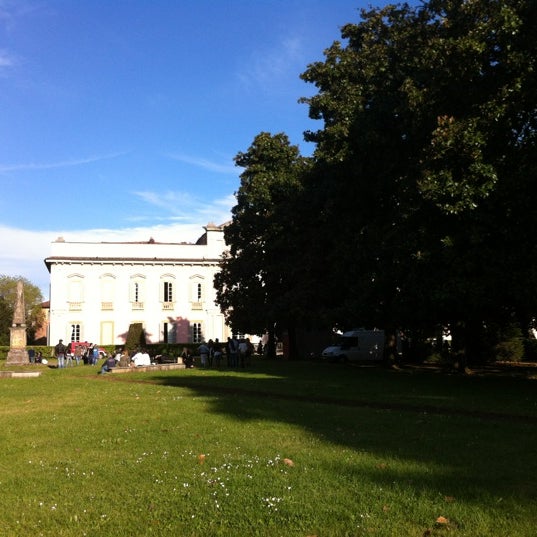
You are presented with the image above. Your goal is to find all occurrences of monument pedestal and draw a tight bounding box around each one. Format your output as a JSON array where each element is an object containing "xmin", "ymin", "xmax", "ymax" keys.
[{"xmin": 6, "ymin": 347, "xmax": 30, "ymax": 365}]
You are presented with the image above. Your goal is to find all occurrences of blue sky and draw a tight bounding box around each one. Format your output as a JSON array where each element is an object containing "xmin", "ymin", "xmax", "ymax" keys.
[{"xmin": 0, "ymin": 0, "xmax": 391, "ymax": 298}]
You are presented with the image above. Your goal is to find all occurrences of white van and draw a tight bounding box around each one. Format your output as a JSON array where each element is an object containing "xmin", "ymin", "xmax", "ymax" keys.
[{"xmin": 321, "ymin": 329, "xmax": 398, "ymax": 362}]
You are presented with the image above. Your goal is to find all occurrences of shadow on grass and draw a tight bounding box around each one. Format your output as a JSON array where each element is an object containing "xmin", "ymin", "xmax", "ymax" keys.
[{"xmin": 108, "ymin": 360, "xmax": 537, "ymax": 506}]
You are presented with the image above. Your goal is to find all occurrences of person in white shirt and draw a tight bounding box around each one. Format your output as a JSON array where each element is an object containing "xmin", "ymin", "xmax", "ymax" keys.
[
  {"xmin": 141, "ymin": 350, "xmax": 151, "ymax": 366},
  {"xmin": 132, "ymin": 350, "xmax": 147, "ymax": 366}
]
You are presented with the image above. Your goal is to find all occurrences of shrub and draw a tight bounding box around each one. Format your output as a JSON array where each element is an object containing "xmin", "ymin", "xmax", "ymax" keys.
[
  {"xmin": 493, "ymin": 324, "xmax": 524, "ymax": 362},
  {"xmin": 523, "ymin": 338, "xmax": 537, "ymax": 362},
  {"xmin": 125, "ymin": 323, "xmax": 146, "ymax": 353}
]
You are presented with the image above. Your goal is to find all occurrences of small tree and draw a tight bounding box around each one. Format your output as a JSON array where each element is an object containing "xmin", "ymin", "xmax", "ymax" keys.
[{"xmin": 126, "ymin": 323, "xmax": 146, "ymax": 354}]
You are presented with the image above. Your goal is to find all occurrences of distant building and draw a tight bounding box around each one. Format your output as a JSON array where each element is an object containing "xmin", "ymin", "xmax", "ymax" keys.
[
  {"xmin": 44, "ymin": 223, "xmax": 230, "ymax": 346},
  {"xmin": 34, "ymin": 300, "xmax": 50, "ymax": 344}
]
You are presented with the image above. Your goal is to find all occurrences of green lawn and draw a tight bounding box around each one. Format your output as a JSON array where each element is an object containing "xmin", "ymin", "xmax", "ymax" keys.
[{"xmin": 0, "ymin": 358, "xmax": 536, "ymax": 536}]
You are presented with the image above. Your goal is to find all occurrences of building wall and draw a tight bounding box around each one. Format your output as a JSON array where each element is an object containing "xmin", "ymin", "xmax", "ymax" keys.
[
  {"xmin": 45, "ymin": 224, "xmax": 230, "ymax": 347},
  {"xmin": 34, "ymin": 301, "xmax": 50, "ymax": 344}
]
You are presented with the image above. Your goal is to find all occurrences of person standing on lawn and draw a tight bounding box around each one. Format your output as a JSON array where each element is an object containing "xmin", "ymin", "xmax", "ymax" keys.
[
  {"xmin": 54, "ymin": 339, "xmax": 67, "ymax": 369},
  {"xmin": 91, "ymin": 344, "xmax": 100, "ymax": 366},
  {"xmin": 213, "ymin": 338, "xmax": 223, "ymax": 368},
  {"xmin": 74, "ymin": 344, "xmax": 83, "ymax": 365},
  {"xmin": 198, "ymin": 341, "xmax": 210, "ymax": 368}
]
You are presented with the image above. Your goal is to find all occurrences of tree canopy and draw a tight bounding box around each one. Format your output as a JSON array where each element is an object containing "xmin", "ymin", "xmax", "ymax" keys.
[
  {"xmin": 215, "ymin": 0, "xmax": 537, "ymax": 361},
  {"xmin": 214, "ymin": 132, "xmax": 308, "ymax": 354}
]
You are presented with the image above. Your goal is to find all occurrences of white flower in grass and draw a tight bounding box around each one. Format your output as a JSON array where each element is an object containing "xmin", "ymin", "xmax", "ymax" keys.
[{"xmin": 262, "ymin": 496, "xmax": 283, "ymax": 510}]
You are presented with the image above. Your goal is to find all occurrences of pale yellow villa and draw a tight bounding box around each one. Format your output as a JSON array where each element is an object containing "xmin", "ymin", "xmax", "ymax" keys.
[{"xmin": 44, "ymin": 223, "xmax": 232, "ymax": 347}]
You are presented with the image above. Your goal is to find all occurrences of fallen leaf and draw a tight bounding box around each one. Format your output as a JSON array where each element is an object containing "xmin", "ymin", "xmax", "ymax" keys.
[
  {"xmin": 436, "ymin": 516, "xmax": 449, "ymax": 525},
  {"xmin": 283, "ymin": 458, "xmax": 294, "ymax": 467},
  {"xmin": 197, "ymin": 454, "xmax": 206, "ymax": 464},
  {"xmin": 444, "ymin": 496, "xmax": 455, "ymax": 503},
  {"xmin": 382, "ymin": 505, "xmax": 390, "ymax": 512}
]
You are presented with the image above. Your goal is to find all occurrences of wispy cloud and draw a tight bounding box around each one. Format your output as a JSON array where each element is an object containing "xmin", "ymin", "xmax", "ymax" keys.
[
  {"xmin": 166, "ymin": 152, "xmax": 237, "ymax": 174},
  {"xmin": 132, "ymin": 190, "xmax": 235, "ymax": 225},
  {"xmin": 237, "ymin": 34, "xmax": 305, "ymax": 91},
  {"xmin": 0, "ymin": 49, "xmax": 15, "ymax": 68},
  {"xmin": 0, "ymin": 151, "xmax": 129, "ymax": 173},
  {"xmin": 132, "ymin": 190, "xmax": 203, "ymax": 217},
  {"xmin": 0, "ymin": 1, "xmax": 41, "ymax": 71}
]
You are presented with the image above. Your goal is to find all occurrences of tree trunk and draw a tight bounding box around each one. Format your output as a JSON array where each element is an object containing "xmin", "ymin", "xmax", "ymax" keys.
[
  {"xmin": 383, "ymin": 325, "xmax": 399, "ymax": 368},
  {"xmin": 285, "ymin": 324, "xmax": 299, "ymax": 360},
  {"xmin": 265, "ymin": 328, "xmax": 277, "ymax": 359},
  {"xmin": 450, "ymin": 320, "xmax": 481, "ymax": 373}
]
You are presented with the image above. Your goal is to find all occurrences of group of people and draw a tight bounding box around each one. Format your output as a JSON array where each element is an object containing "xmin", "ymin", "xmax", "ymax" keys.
[
  {"xmin": 50, "ymin": 336, "xmax": 259, "ymax": 371},
  {"xmin": 130, "ymin": 348, "xmax": 152, "ymax": 367},
  {"xmin": 53, "ymin": 340, "xmax": 102, "ymax": 368},
  {"xmin": 28, "ymin": 348, "xmax": 44, "ymax": 364},
  {"xmin": 98, "ymin": 348, "xmax": 152, "ymax": 373},
  {"xmin": 194, "ymin": 337, "xmax": 255, "ymax": 368}
]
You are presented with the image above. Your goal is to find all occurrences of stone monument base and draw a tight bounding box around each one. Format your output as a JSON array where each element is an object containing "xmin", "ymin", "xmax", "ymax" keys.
[{"xmin": 6, "ymin": 348, "xmax": 29, "ymax": 365}]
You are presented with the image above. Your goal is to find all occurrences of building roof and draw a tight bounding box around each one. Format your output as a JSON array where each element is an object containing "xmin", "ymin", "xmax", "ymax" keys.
[{"xmin": 43, "ymin": 223, "xmax": 227, "ymax": 273}]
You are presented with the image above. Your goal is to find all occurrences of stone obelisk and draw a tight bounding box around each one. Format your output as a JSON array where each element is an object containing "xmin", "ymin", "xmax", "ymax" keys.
[{"xmin": 6, "ymin": 280, "xmax": 29, "ymax": 365}]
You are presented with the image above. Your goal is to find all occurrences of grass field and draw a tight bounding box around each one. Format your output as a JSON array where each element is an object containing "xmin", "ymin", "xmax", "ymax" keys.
[{"xmin": 1, "ymin": 358, "xmax": 536, "ymax": 536}]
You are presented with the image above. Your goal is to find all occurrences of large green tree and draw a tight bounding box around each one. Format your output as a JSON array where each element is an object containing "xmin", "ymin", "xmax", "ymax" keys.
[
  {"xmin": 0, "ymin": 275, "xmax": 45, "ymax": 345},
  {"xmin": 296, "ymin": 0, "xmax": 537, "ymax": 361},
  {"xmin": 214, "ymin": 132, "xmax": 308, "ymax": 357}
]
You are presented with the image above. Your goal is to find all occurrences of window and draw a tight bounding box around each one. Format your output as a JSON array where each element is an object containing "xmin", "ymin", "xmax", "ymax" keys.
[
  {"xmin": 162, "ymin": 322, "xmax": 177, "ymax": 343},
  {"xmin": 192, "ymin": 322, "xmax": 203, "ymax": 343},
  {"xmin": 160, "ymin": 274, "xmax": 176, "ymax": 307},
  {"xmin": 190, "ymin": 275, "xmax": 204, "ymax": 309},
  {"xmin": 100, "ymin": 321, "xmax": 114, "ymax": 345},
  {"xmin": 100, "ymin": 274, "xmax": 115, "ymax": 301},
  {"xmin": 130, "ymin": 275, "xmax": 146, "ymax": 309},
  {"xmin": 163, "ymin": 322, "xmax": 169, "ymax": 343},
  {"xmin": 67, "ymin": 274, "xmax": 84, "ymax": 310},
  {"xmin": 164, "ymin": 281, "xmax": 173, "ymax": 302},
  {"xmin": 70, "ymin": 324, "xmax": 81, "ymax": 342}
]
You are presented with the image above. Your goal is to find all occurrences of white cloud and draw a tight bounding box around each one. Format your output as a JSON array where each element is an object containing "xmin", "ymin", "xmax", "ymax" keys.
[
  {"xmin": 0, "ymin": 226, "xmax": 55, "ymax": 298},
  {"xmin": 0, "ymin": 223, "xmax": 211, "ymax": 299},
  {"xmin": 0, "ymin": 193, "xmax": 236, "ymax": 299}
]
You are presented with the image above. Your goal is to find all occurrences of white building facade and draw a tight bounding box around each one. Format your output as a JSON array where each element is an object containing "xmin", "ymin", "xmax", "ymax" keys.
[{"xmin": 44, "ymin": 224, "xmax": 230, "ymax": 347}]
